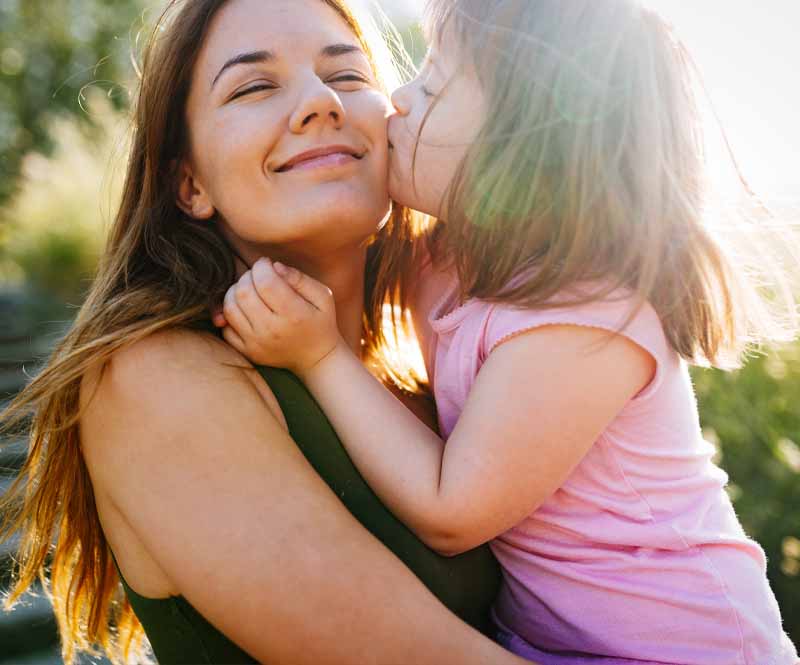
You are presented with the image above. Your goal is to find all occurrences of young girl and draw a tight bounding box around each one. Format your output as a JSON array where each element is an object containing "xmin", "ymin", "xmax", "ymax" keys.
[{"xmin": 216, "ymin": 0, "xmax": 798, "ymax": 662}]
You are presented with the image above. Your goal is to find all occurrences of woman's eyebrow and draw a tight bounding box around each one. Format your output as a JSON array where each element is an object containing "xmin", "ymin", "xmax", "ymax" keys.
[
  {"xmin": 212, "ymin": 50, "xmax": 275, "ymax": 89},
  {"xmin": 320, "ymin": 43, "xmax": 364, "ymax": 59},
  {"xmin": 211, "ymin": 44, "xmax": 363, "ymax": 90}
]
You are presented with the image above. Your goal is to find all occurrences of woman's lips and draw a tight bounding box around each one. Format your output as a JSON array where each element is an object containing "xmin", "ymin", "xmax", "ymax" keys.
[
  {"xmin": 276, "ymin": 145, "xmax": 364, "ymax": 173},
  {"xmin": 287, "ymin": 152, "xmax": 359, "ymax": 172}
]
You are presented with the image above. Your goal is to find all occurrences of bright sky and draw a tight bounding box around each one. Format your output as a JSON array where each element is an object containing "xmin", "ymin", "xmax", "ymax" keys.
[
  {"xmin": 645, "ymin": 1, "xmax": 800, "ymax": 201},
  {"xmin": 366, "ymin": 0, "xmax": 799, "ymax": 203}
]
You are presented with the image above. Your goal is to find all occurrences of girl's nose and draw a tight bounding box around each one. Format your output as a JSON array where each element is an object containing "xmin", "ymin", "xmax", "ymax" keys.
[
  {"xmin": 391, "ymin": 83, "xmax": 413, "ymax": 116},
  {"xmin": 289, "ymin": 81, "xmax": 346, "ymax": 133}
]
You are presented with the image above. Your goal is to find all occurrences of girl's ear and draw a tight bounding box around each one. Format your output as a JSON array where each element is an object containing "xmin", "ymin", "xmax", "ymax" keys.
[{"xmin": 176, "ymin": 160, "xmax": 216, "ymax": 220}]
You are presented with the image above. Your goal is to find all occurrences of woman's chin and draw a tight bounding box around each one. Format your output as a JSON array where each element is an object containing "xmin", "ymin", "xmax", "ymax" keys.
[
  {"xmin": 219, "ymin": 179, "xmax": 390, "ymax": 252},
  {"xmin": 299, "ymin": 199, "xmax": 391, "ymax": 246}
]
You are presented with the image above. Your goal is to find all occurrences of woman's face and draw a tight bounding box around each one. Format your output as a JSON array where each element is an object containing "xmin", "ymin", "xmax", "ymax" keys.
[
  {"xmin": 181, "ymin": 0, "xmax": 392, "ymax": 259},
  {"xmin": 387, "ymin": 26, "xmax": 485, "ymax": 219}
]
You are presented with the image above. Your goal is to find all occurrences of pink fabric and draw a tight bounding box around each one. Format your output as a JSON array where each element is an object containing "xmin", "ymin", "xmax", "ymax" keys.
[{"xmin": 413, "ymin": 264, "xmax": 798, "ymax": 665}]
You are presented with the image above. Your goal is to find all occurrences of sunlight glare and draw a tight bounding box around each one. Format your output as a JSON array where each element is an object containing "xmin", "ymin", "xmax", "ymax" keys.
[{"xmin": 640, "ymin": 0, "xmax": 800, "ymax": 203}]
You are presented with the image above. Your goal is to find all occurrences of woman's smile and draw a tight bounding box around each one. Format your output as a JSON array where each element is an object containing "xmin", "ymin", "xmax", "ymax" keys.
[
  {"xmin": 181, "ymin": 0, "xmax": 392, "ymax": 255},
  {"xmin": 274, "ymin": 143, "xmax": 365, "ymax": 173}
]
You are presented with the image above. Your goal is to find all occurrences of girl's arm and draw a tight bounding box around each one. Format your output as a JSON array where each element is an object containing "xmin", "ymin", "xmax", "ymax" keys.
[
  {"xmin": 80, "ymin": 328, "xmax": 528, "ymax": 665},
  {"xmin": 221, "ymin": 259, "xmax": 655, "ymax": 556}
]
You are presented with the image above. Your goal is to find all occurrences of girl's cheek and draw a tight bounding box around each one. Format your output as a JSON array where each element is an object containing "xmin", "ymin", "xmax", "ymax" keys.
[
  {"xmin": 388, "ymin": 143, "xmax": 419, "ymax": 209},
  {"xmin": 388, "ymin": 117, "xmax": 411, "ymax": 174}
]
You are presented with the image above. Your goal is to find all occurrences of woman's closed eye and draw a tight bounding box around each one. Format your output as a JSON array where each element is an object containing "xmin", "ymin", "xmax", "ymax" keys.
[
  {"xmin": 228, "ymin": 81, "xmax": 278, "ymax": 102},
  {"xmin": 227, "ymin": 72, "xmax": 368, "ymax": 103},
  {"xmin": 327, "ymin": 70, "xmax": 371, "ymax": 90}
]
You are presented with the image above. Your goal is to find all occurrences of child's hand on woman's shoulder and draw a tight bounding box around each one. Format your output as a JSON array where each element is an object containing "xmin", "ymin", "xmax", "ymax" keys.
[{"xmin": 214, "ymin": 257, "xmax": 343, "ymax": 373}]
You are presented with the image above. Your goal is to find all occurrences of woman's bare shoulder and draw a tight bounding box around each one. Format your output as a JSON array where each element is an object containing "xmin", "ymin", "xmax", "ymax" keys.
[
  {"xmin": 80, "ymin": 327, "xmax": 286, "ymax": 459},
  {"xmin": 106, "ymin": 326, "xmax": 248, "ymax": 380}
]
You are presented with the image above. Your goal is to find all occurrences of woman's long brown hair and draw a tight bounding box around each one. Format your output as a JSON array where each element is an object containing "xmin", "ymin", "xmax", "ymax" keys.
[{"xmin": 0, "ymin": 1, "xmax": 420, "ymax": 662}]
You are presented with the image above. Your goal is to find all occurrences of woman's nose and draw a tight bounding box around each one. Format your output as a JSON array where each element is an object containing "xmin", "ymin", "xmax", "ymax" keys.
[
  {"xmin": 391, "ymin": 83, "xmax": 412, "ymax": 116},
  {"xmin": 289, "ymin": 81, "xmax": 346, "ymax": 133}
]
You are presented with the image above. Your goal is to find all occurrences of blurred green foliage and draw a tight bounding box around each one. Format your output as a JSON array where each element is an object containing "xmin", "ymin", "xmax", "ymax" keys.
[
  {"xmin": 693, "ymin": 348, "xmax": 800, "ymax": 643},
  {"xmin": 0, "ymin": 95, "xmax": 125, "ymax": 302},
  {"xmin": 397, "ymin": 20, "xmax": 426, "ymax": 67},
  {"xmin": 0, "ymin": 0, "xmax": 143, "ymax": 204}
]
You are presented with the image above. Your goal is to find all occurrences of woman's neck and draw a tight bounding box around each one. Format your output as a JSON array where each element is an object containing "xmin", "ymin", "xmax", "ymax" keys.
[{"xmin": 232, "ymin": 243, "xmax": 367, "ymax": 358}]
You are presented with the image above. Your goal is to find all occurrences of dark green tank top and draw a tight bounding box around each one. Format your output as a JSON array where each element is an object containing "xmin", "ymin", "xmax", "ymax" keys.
[{"xmin": 118, "ymin": 366, "xmax": 501, "ymax": 664}]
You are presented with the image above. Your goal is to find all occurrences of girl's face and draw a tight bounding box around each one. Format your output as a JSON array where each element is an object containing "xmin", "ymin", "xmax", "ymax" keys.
[
  {"xmin": 180, "ymin": 0, "xmax": 392, "ymax": 259},
  {"xmin": 387, "ymin": 27, "xmax": 485, "ymax": 219}
]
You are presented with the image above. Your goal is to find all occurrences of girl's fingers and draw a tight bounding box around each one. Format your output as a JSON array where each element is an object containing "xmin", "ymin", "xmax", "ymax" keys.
[
  {"xmin": 211, "ymin": 305, "xmax": 227, "ymax": 328},
  {"xmin": 221, "ymin": 325, "xmax": 246, "ymax": 355},
  {"xmin": 251, "ymin": 258, "xmax": 312, "ymax": 316},
  {"xmin": 235, "ymin": 269, "xmax": 276, "ymax": 329},
  {"xmin": 224, "ymin": 284, "xmax": 256, "ymax": 336},
  {"xmin": 273, "ymin": 262, "xmax": 334, "ymax": 312}
]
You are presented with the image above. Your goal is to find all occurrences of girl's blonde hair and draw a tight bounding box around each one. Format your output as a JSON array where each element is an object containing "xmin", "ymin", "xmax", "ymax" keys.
[
  {"xmin": 419, "ymin": 0, "xmax": 796, "ymax": 367},
  {"xmin": 0, "ymin": 1, "xmax": 419, "ymax": 662}
]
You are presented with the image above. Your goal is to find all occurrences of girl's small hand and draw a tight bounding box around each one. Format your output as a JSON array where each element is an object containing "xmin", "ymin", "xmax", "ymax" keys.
[
  {"xmin": 221, "ymin": 257, "xmax": 342, "ymax": 374},
  {"xmin": 211, "ymin": 306, "xmax": 227, "ymax": 329}
]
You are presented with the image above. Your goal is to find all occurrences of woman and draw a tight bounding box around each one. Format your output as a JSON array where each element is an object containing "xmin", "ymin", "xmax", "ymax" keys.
[{"xmin": 0, "ymin": 0, "xmax": 530, "ymax": 663}]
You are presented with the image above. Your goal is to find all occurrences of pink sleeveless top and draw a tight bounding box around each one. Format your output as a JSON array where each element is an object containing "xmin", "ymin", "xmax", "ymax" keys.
[{"xmin": 413, "ymin": 264, "xmax": 797, "ymax": 665}]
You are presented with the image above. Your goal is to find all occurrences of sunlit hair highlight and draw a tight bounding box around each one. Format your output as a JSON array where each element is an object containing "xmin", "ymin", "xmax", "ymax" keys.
[
  {"xmin": 0, "ymin": 1, "xmax": 421, "ymax": 663},
  {"xmin": 418, "ymin": 0, "xmax": 796, "ymax": 368}
]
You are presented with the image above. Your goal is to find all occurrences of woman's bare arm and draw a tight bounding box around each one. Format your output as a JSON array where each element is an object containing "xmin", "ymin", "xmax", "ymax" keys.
[{"xmin": 80, "ymin": 329, "xmax": 526, "ymax": 665}]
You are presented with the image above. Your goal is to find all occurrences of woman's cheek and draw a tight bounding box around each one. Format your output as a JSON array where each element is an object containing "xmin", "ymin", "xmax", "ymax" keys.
[{"xmin": 357, "ymin": 89, "xmax": 392, "ymax": 141}]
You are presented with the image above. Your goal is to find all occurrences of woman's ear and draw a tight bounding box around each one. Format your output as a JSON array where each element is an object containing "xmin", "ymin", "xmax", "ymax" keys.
[{"xmin": 176, "ymin": 160, "xmax": 216, "ymax": 220}]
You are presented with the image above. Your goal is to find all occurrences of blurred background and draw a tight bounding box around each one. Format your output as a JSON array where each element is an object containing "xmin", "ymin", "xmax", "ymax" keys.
[{"xmin": 0, "ymin": 0, "xmax": 798, "ymax": 662}]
